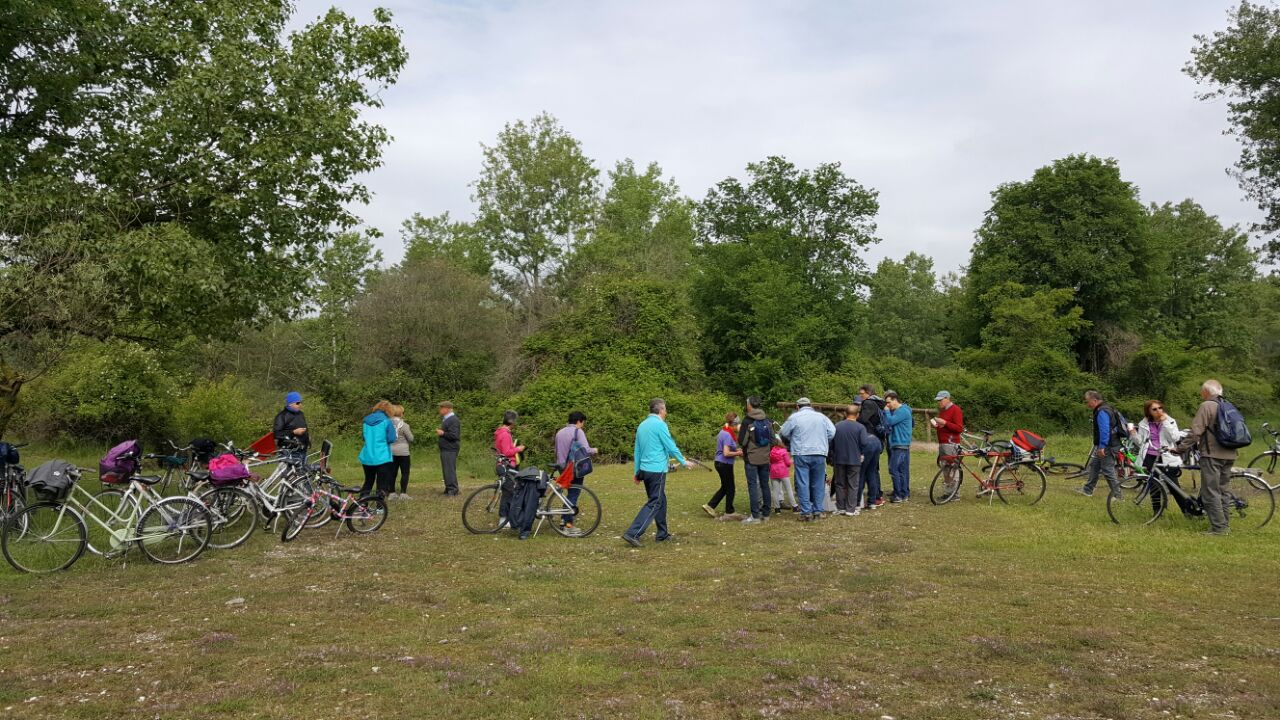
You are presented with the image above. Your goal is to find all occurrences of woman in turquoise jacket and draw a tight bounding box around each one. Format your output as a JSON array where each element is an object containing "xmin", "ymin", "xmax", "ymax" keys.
[{"xmin": 359, "ymin": 400, "xmax": 399, "ymax": 497}]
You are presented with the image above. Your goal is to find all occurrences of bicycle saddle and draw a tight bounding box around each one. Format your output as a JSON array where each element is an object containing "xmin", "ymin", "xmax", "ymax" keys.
[
  {"xmin": 340, "ymin": 486, "xmax": 366, "ymax": 495},
  {"xmin": 187, "ymin": 470, "xmax": 210, "ymax": 482},
  {"xmin": 132, "ymin": 474, "xmax": 164, "ymax": 486}
]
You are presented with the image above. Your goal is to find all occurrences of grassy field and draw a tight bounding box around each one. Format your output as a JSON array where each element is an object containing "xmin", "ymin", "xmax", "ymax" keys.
[{"xmin": 1, "ymin": 434, "xmax": 1278, "ymax": 720}]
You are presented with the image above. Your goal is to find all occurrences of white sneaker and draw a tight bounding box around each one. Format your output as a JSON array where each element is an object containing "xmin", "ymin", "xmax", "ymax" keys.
[
  {"xmin": 741, "ymin": 516, "xmax": 761, "ymax": 525},
  {"xmin": 850, "ymin": 508, "xmax": 861, "ymax": 516},
  {"xmin": 498, "ymin": 516, "xmax": 508, "ymax": 528},
  {"xmin": 400, "ymin": 493, "xmax": 412, "ymax": 500}
]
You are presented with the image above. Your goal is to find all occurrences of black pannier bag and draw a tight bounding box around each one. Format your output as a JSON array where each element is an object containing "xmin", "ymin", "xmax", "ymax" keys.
[
  {"xmin": 507, "ymin": 468, "xmax": 548, "ymax": 534},
  {"xmin": 190, "ymin": 438, "xmax": 218, "ymax": 464},
  {"xmin": 27, "ymin": 460, "xmax": 80, "ymax": 502}
]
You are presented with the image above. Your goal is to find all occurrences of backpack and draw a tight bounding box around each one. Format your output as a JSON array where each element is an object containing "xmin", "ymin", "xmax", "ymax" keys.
[
  {"xmin": 0, "ymin": 442, "xmax": 18, "ymax": 466},
  {"xmin": 99, "ymin": 440, "xmax": 141, "ymax": 483},
  {"xmin": 1011, "ymin": 429, "xmax": 1046, "ymax": 453},
  {"xmin": 28, "ymin": 460, "xmax": 79, "ymax": 501},
  {"xmin": 190, "ymin": 438, "xmax": 217, "ymax": 464},
  {"xmin": 207, "ymin": 453, "xmax": 251, "ymax": 486},
  {"xmin": 751, "ymin": 418, "xmax": 774, "ymax": 448},
  {"xmin": 1212, "ymin": 397, "xmax": 1252, "ymax": 449},
  {"xmin": 1113, "ymin": 409, "xmax": 1130, "ymax": 440},
  {"xmin": 507, "ymin": 468, "xmax": 547, "ymax": 533}
]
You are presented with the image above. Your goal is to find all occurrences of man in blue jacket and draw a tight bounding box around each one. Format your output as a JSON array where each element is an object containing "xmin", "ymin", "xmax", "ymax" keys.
[
  {"xmin": 623, "ymin": 398, "xmax": 694, "ymax": 547},
  {"xmin": 779, "ymin": 397, "xmax": 836, "ymax": 521},
  {"xmin": 882, "ymin": 391, "xmax": 913, "ymax": 503},
  {"xmin": 1077, "ymin": 390, "xmax": 1123, "ymax": 499}
]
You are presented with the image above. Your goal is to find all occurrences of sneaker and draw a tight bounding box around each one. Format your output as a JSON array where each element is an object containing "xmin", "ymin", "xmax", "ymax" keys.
[
  {"xmin": 761, "ymin": 515, "xmax": 771, "ymax": 522},
  {"xmin": 1202, "ymin": 529, "xmax": 1230, "ymax": 536},
  {"xmin": 655, "ymin": 534, "xmax": 674, "ymax": 542},
  {"xmin": 497, "ymin": 516, "xmax": 508, "ymax": 528},
  {"xmin": 890, "ymin": 497, "xmax": 903, "ymax": 504},
  {"xmin": 871, "ymin": 499, "xmax": 886, "ymax": 508},
  {"xmin": 1074, "ymin": 488, "xmax": 1093, "ymax": 497},
  {"xmin": 518, "ymin": 531, "xmax": 530, "ymax": 540},
  {"xmin": 622, "ymin": 534, "xmax": 642, "ymax": 548},
  {"xmin": 702, "ymin": 504, "xmax": 717, "ymax": 518},
  {"xmin": 741, "ymin": 516, "xmax": 761, "ymax": 525},
  {"xmin": 850, "ymin": 508, "xmax": 862, "ymax": 516},
  {"xmin": 400, "ymin": 493, "xmax": 412, "ymax": 500},
  {"xmin": 791, "ymin": 506, "xmax": 802, "ymax": 513}
]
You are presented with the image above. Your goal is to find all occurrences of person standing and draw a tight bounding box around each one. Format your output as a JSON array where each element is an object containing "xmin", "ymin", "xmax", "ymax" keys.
[
  {"xmin": 830, "ymin": 404, "xmax": 869, "ymax": 516},
  {"xmin": 1176, "ymin": 380, "xmax": 1238, "ymax": 536},
  {"xmin": 436, "ymin": 401, "xmax": 461, "ymax": 496},
  {"xmin": 1077, "ymin": 390, "xmax": 1123, "ymax": 499},
  {"xmin": 388, "ymin": 405, "xmax": 414, "ymax": 500},
  {"xmin": 555, "ymin": 411, "xmax": 598, "ymax": 531},
  {"xmin": 272, "ymin": 391, "xmax": 310, "ymax": 464},
  {"xmin": 358, "ymin": 400, "xmax": 398, "ymax": 497},
  {"xmin": 778, "ymin": 397, "xmax": 836, "ymax": 521},
  {"xmin": 856, "ymin": 384, "xmax": 888, "ymax": 507},
  {"xmin": 736, "ymin": 397, "xmax": 775, "ymax": 524},
  {"xmin": 882, "ymin": 391, "xmax": 913, "ymax": 503},
  {"xmin": 1135, "ymin": 399, "xmax": 1183, "ymax": 515},
  {"xmin": 703, "ymin": 413, "xmax": 742, "ymax": 518},
  {"xmin": 623, "ymin": 398, "xmax": 693, "ymax": 547},
  {"xmin": 768, "ymin": 438, "xmax": 796, "ymax": 512},
  {"xmin": 494, "ymin": 410, "xmax": 525, "ymax": 466},
  {"xmin": 853, "ymin": 400, "xmax": 884, "ymax": 510},
  {"xmin": 931, "ymin": 390, "xmax": 964, "ymax": 495}
]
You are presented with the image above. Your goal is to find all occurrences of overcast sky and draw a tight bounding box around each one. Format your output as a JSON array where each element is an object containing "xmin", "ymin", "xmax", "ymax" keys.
[{"xmin": 295, "ymin": 0, "xmax": 1261, "ymax": 273}]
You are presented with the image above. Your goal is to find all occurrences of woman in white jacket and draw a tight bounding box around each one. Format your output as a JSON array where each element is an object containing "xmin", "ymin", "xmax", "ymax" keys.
[{"xmin": 1133, "ymin": 399, "xmax": 1184, "ymax": 513}]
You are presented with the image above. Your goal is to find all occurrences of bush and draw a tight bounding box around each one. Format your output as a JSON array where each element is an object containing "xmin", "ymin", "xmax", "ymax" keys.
[{"xmin": 173, "ymin": 377, "xmax": 267, "ymax": 444}]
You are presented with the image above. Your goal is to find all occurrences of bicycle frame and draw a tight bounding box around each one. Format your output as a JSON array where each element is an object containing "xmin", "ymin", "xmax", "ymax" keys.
[{"xmin": 66, "ymin": 480, "xmax": 201, "ymax": 555}]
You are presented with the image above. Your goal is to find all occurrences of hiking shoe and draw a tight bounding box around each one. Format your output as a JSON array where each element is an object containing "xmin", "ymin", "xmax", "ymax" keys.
[
  {"xmin": 1073, "ymin": 488, "xmax": 1093, "ymax": 497},
  {"xmin": 741, "ymin": 516, "xmax": 761, "ymax": 525},
  {"xmin": 702, "ymin": 503, "xmax": 717, "ymax": 518},
  {"xmin": 622, "ymin": 534, "xmax": 642, "ymax": 548}
]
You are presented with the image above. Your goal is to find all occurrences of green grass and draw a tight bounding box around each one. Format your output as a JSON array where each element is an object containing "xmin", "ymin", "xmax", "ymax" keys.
[{"xmin": 1, "ymin": 435, "xmax": 1278, "ymax": 719}]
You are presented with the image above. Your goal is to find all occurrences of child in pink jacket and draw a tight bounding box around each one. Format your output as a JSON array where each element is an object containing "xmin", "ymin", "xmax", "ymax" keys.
[{"xmin": 768, "ymin": 439, "xmax": 797, "ymax": 512}]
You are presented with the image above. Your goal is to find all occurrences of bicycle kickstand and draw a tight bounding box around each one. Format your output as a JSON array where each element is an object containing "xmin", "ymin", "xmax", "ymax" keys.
[{"xmin": 532, "ymin": 514, "xmax": 545, "ymax": 538}]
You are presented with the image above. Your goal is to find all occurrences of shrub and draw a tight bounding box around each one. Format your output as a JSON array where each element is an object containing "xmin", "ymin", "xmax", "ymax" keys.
[{"xmin": 173, "ymin": 377, "xmax": 267, "ymax": 444}]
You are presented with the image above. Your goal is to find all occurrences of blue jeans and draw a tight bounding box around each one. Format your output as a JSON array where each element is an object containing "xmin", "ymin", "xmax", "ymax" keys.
[
  {"xmin": 793, "ymin": 455, "xmax": 827, "ymax": 515},
  {"xmin": 625, "ymin": 470, "xmax": 669, "ymax": 540},
  {"xmin": 566, "ymin": 477, "xmax": 584, "ymax": 521},
  {"xmin": 889, "ymin": 446, "xmax": 911, "ymax": 499},
  {"xmin": 859, "ymin": 447, "xmax": 882, "ymax": 506},
  {"xmin": 744, "ymin": 462, "xmax": 772, "ymax": 519}
]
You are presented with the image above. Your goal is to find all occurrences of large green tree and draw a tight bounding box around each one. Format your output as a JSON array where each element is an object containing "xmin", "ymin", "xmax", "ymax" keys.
[
  {"xmin": 693, "ymin": 157, "xmax": 879, "ymax": 399},
  {"xmin": 966, "ymin": 155, "xmax": 1150, "ymax": 372},
  {"xmin": 864, "ymin": 252, "xmax": 951, "ymax": 367},
  {"xmin": 1187, "ymin": 1, "xmax": 1280, "ymax": 260},
  {"xmin": 0, "ymin": 0, "xmax": 405, "ymax": 435},
  {"xmin": 400, "ymin": 211, "xmax": 492, "ymax": 277}
]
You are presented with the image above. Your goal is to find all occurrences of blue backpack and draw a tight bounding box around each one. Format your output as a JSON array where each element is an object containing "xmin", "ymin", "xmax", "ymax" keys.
[
  {"xmin": 1213, "ymin": 397, "xmax": 1252, "ymax": 449},
  {"xmin": 751, "ymin": 419, "xmax": 774, "ymax": 448}
]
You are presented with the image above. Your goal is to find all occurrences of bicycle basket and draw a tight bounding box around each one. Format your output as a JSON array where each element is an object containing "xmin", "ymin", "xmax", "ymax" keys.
[{"xmin": 27, "ymin": 460, "xmax": 80, "ymax": 501}]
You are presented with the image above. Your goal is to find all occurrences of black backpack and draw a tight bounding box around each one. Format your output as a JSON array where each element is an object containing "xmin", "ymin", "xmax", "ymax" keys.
[{"xmin": 1213, "ymin": 397, "xmax": 1252, "ymax": 449}]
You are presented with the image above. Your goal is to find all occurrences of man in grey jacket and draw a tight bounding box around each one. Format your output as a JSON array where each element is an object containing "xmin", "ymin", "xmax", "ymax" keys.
[
  {"xmin": 1176, "ymin": 379, "xmax": 1237, "ymax": 535},
  {"xmin": 736, "ymin": 397, "xmax": 774, "ymax": 524},
  {"xmin": 436, "ymin": 401, "xmax": 461, "ymax": 496},
  {"xmin": 779, "ymin": 397, "xmax": 836, "ymax": 521}
]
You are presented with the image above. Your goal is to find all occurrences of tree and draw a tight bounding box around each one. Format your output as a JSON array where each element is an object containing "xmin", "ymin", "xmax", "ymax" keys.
[
  {"xmin": 0, "ymin": 1, "xmax": 406, "ymax": 435},
  {"xmin": 472, "ymin": 113, "xmax": 600, "ymax": 319},
  {"xmin": 1187, "ymin": 1, "xmax": 1280, "ymax": 260},
  {"xmin": 864, "ymin": 253, "xmax": 951, "ymax": 367},
  {"xmin": 305, "ymin": 231, "xmax": 383, "ymax": 385},
  {"xmin": 400, "ymin": 212, "xmax": 492, "ymax": 276},
  {"xmin": 957, "ymin": 282, "xmax": 1091, "ymax": 388},
  {"xmin": 1143, "ymin": 200, "xmax": 1259, "ymax": 356},
  {"xmin": 966, "ymin": 155, "xmax": 1150, "ymax": 372},
  {"xmin": 693, "ymin": 157, "xmax": 880, "ymax": 398}
]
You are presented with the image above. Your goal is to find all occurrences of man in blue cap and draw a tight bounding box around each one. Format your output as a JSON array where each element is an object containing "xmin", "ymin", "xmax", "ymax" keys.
[{"xmin": 273, "ymin": 391, "xmax": 310, "ymax": 463}]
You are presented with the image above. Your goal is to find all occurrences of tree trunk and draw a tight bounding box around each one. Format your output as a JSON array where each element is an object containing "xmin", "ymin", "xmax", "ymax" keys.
[{"xmin": 0, "ymin": 361, "xmax": 25, "ymax": 440}]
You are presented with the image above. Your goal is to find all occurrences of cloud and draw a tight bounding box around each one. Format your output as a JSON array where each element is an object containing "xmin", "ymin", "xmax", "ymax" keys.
[{"xmin": 296, "ymin": 0, "xmax": 1261, "ymax": 272}]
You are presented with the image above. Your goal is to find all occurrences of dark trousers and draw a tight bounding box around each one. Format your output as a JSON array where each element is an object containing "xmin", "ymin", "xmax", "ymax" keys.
[
  {"xmin": 625, "ymin": 470, "xmax": 669, "ymax": 540},
  {"xmin": 1141, "ymin": 454, "xmax": 1183, "ymax": 514},
  {"xmin": 744, "ymin": 462, "xmax": 772, "ymax": 519},
  {"xmin": 833, "ymin": 463, "xmax": 861, "ymax": 511},
  {"xmin": 440, "ymin": 450, "xmax": 459, "ymax": 493},
  {"xmin": 709, "ymin": 461, "xmax": 736, "ymax": 513},
  {"xmin": 360, "ymin": 462, "xmax": 395, "ymax": 497},
  {"xmin": 858, "ymin": 447, "xmax": 882, "ymax": 507},
  {"xmin": 392, "ymin": 455, "xmax": 411, "ymax": 493}
]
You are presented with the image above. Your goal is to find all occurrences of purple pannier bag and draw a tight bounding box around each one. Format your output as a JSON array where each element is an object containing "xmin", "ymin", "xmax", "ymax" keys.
[
  {"xmin": 207, "ymin": 453, "xmax": 251, "ymax": 486},
  {"xmin": 99, "ymin": 439, "xmax": 141, "ymax": 484}
]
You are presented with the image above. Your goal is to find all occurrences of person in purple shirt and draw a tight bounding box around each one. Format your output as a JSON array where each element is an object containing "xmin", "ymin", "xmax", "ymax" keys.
[
  {"xmin": 554, "ymin": 411, "xmax": 598, "ymax": 529},
  {"xmin": 703, "ymin": 412, "xmax": 742, "ymax": 518}
]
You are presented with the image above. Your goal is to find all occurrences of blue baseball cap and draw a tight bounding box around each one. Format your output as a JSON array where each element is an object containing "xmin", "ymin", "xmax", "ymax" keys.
[{"xmin": 285, "ymin": 391, "xmax": 303, "ymax": 404}]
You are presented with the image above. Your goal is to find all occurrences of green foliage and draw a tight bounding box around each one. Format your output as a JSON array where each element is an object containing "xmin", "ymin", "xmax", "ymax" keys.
[
  {"xmin": 694, "ymin": 157, "xmax": 880, "ymax": 399},
  {"xmin": 17, "ymin": 340, "xmax": 176, "ymax": 443},
  {"xmin": 957, "ymin": 282, "xmax": 1090, "ymax": 387},
  {"xmin": 173, "ymin": 377, "xmax": 264, "ymax": 443},
  {"xmin": 967, "ymin": 155, "xmax": 1149, "ymax": 371},
  {"xmin": 1111, "ymin": 336, "xmax": 1197, "ymax": 403},
  {"xmin": 1187, "ymin": 1, "xmax": 1280, "ymax": 259},
  {"xmin": 400, "ymin": 212, "xmax": 493, "ymax": 276},
  {"xmin": 864, "ymin": 253, "xmax": 952, "ymax": 367}
]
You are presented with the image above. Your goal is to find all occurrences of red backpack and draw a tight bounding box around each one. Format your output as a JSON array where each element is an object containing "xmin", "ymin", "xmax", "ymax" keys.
[{"xmin": 1011, "ymin": 429, "xmax": 1046, "ymax": 453}]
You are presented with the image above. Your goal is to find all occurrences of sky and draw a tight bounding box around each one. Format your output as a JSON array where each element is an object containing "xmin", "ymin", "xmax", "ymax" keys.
[{"xmin": 294, "ymin": 0, "xmax": 1262, "ymax": 273}]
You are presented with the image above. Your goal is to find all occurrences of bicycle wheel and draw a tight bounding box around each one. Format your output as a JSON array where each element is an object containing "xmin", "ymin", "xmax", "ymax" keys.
[
  {"xmin": 1118, "ymin": 458, "xmax": 1141, "ymax": 490},
  {"xmin": 1107, "ymin": 480, "xmax": 1165, "ymax": 525},
  {"xmin": 136, "ymin": 497, "xmax": 211, "ymax": 564},
  {"xmin": 199, "ymin": 486, "xmax": 258, "ymax": 550},
  {"xmin": 1245, "ymin": 451, "xmax": 1279, "ymax": 488},
  {"xmin": 280, "ymin": 500, "xmax": 314, "ymax": 542},
  {"xmin": 2, "ymin": 502, "xmax": 88, "ymax": 573},
  {"xmin": 298, "ymin": 476, "xmax": 333, "ymax": 529},
  {"xmin": 461, "ymin": 483, "xmax": 504, "ymax": 534},
  {"xmin": 1224, "ymin": 472, "xmax": 1275, "ymax": 530},
  {"xmin": 547, "ymin": 485, "xmax": 601, "ymax": 538},
  {"xmin": 345, "ymin": 495, "xmax": 388, "ymax": 534},
  {"xmin": 994, "ymin": 462, "xmax": 1046, "ymax": 506},
  {"xmin": 1046, "ymin": 461, "xmax": 1085, "ymax": 476},
  {"xmin": 85, "ymin": 488, "xmax": 141, "ymax": 556},
  {"xmin": 929, "ymin": 465, "xmax": 962, "ymax": 505}
]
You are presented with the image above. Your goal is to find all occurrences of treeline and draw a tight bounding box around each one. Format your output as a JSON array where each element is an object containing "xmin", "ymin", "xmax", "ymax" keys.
[{"xmin": 3, "ymin": 2, "xmax": 1279, "ymax": 460}]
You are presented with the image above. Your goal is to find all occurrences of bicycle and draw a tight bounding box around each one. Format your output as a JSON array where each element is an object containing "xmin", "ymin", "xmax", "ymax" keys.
[
  {"xmin": 2, "ymin": 464, "xmax": 212, "ymax": 573},
  {"xmin": 197, "ymin": 440, "xmax": 324, "ymax": 534},
  {"xmin": 462, "ymin": 458, "xmax": 601, "ymax": 538},
  {"xmin": 280, "ymin": 475, "xmax": 387, "ymax": 542},
  {"xmin": 1106, "ymin": 447, "xmax": 1274, "ymax": 529},
  {"xmin": 1, "ymin": 443, "xmax": 28, "ymax": 533},
  {"xmin": 929, "ymin": 440, "xmax": 1047, "ymax": 506},
  {"xmin": 1246, "ymin": 422, "xmax": 1279, "ymax": 488}
]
